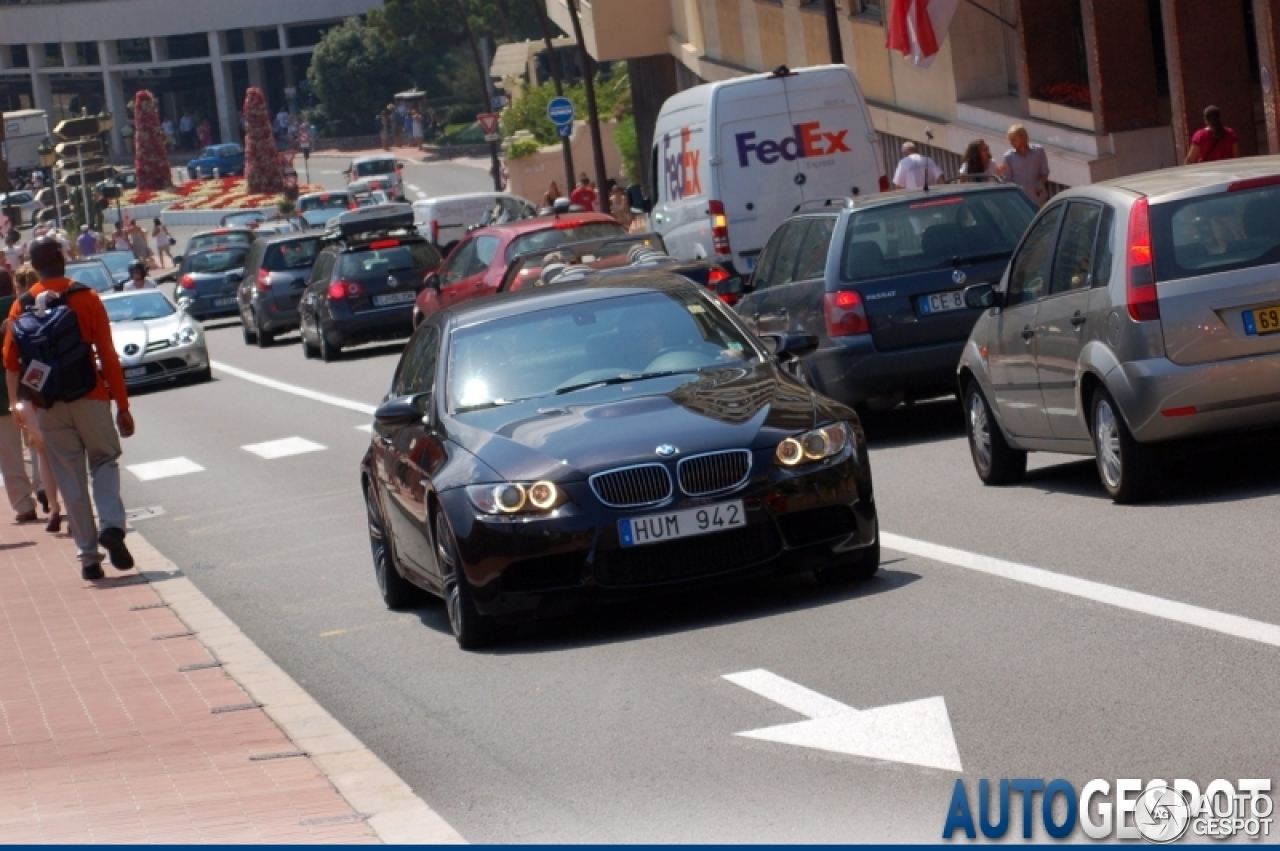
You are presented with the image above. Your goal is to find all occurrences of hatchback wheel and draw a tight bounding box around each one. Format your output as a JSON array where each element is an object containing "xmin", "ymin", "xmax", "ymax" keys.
[
  {"xmin": 1091, "ymin": 388, "xmax": 1159, "ymax": 504},
  {"xmin": 241, "ymin": 312, "xmax": 257, "ymax": 345},
  {"xmin": 319, "ymin": 332, "xmax": 340, "ymax": 363},
  {"xmin": 434, "ymin": 511, "xmax": 498, "ymax": 650},
  {"xmin": 366, "ymin": 485, "xmax": 419, "ymax": 609},
  {"xmin": 254, "ymin": 312, "xmax": 274, "ymax": 348},
  {"xmin": 964, "ymin": 381, "xmax": 1026, "ymax": 485}
]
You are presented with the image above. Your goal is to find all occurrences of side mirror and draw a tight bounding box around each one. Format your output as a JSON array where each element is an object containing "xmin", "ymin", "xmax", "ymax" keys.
[
  {"xmin": 423, "ymin": 271, "xmax": 441, "ymax": 290},
  {"xmin": 963, "ymin": 283, "xmax": 1003, "ymax": 310},
  {"xmin": 374, "ymin": 393, "xmax": 429, "ymax": 426},
  {"xmin": 761, "ymin": 332, "xmax": 819, "ymax": 360}
]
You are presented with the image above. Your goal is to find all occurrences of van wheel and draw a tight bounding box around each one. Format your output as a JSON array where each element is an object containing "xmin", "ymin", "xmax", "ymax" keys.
[
  {"xmin": 1091, "ymin": 389, "xmax": 1160, "ymax": 504},
  {"xmin": 964, "ymin": 381, "xmax": 1026, "ymax": 485}
]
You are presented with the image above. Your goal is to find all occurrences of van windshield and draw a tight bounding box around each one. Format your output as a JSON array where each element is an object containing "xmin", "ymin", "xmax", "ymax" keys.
[{"xmin": 840, "ymin": 190, "xmax": 1036, "ymax": 282}]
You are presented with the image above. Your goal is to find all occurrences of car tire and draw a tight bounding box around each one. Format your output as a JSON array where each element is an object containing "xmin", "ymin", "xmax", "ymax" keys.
[
  {"xmin": 814, "ymin": 522, "xmax": 880, "ymax": 584},
  {"xmin": 319, "ymin": 332, "xmax": 340, "ymax": 363},
  {"xmin": 255, "ymin": 313, "xmax": 274, "ymax": 348},
  {"xmin": 196, "ymin": 363, "xmax": 213, "ymax": 383},
  {"xmin": 964, "ymin": 381, "xmax": 1027, "ymax": 485},
  {"xmin": 367, "ymin": 485, "xmax": 420, "ymax": 610},
  {"xmin": 434, "ymin": 511, "xmax": 499, "ymax": 650},
  {"xmin": 1091, "ymin": 388, "xmax": 1160, "ymax": 504},
  {"xmin": 241, "ymin": 313, "xmax": 258, "ymax": 345}
]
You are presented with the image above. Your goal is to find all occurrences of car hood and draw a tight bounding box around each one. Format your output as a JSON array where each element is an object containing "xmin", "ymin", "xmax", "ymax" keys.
[
  {"xmin": 444, "ymin": 361, "xmax": 818, "ymax": 482},
  {"xmin": 110, "ymin": 314, "xmax": 186, "ymax": 365}
]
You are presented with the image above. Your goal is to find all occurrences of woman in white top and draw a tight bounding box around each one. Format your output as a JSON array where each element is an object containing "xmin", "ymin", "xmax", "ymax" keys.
[
  {"xmin": 123, "ymin": 260, "xmax": 157, "ymax": 290},
  {"xmin": 957, "ymin": 139, "xmax": 996, "ymax": 181},
  {"xmin": 152, "ymin": 218, "xmax": 173, "ymax": 268}
]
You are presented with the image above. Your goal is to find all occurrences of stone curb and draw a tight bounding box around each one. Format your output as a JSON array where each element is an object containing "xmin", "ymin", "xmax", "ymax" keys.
[{"xmin": 129, "ymin": 532, "xmax": 467, "ymax": 845}]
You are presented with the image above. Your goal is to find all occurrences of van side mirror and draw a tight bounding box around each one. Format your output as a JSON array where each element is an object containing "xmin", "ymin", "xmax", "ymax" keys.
[
  {"xmin": 423, "ymin": 271, "xmax": 441, "ymax": 290},
  {"xmin": 964, "ymin": 283, "xmax": 1003, "ymax": 310}
]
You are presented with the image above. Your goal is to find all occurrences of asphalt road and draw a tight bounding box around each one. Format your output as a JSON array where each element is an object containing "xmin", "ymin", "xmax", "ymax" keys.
[{"xmin": 115, "ymin": 161, "xmax": 1280, "ymax": 842}]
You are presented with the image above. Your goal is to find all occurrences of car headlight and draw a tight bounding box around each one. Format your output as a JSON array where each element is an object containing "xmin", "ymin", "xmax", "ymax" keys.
[
  {"xmin": 170, "ymin": 326, "xmax": 198, "ymax": 346},
  {"xmin": 775, "ymin": 422, "xmax": 850, "ymax": 467},
  {"xmin": 466, "ymin": 481, "xmax": 567, "ymax": 515}
]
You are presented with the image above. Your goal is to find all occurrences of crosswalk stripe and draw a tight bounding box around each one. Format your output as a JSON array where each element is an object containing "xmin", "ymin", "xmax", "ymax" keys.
[
  {"xmin": 242, "ymin": 437, "xmax": 327, "ymax": 460},
  {"xmin": 127, "ymin": 457, "xmax": 205, "ymax": 481}
]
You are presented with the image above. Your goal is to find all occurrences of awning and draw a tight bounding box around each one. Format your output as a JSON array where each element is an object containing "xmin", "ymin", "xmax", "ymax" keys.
[{"xmin": 489, "ymin": 37, "xmax": 576, "ymax": 80}]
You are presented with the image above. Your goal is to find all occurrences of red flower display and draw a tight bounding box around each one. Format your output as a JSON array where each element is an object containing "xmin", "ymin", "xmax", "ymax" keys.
[
  {"xmin": 243, "ymin": 87, "xmax": 283, "ymax": 195},
  {"xmin": 132, "ymin": 90, "xmax": 172, "ymax": 191}
]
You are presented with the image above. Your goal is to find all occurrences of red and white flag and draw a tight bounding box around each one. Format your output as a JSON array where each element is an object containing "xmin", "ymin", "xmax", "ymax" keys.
[{"xmin": 886, "ymin": 0, "xmax": 961, "ymax": 69}]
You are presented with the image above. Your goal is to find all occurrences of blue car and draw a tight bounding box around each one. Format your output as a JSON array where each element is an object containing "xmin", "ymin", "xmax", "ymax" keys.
[{"xmin": 186, "ymin": 144, "xmax": 245, "ymax": 179}]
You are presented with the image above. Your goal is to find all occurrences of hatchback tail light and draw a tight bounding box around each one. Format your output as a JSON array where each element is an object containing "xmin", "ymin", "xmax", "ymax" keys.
[
  {"xmin": 1125, "ymin": 197, "xmax": 1160, "ymax": 322},
  {"xmin": 824, "ymin": 289, "xmax": 869, "ymax": 337},
  {"xmin": 707, "ymin": 266, "xmax": 739, "ymax": 306},
  {"xmin": 709, "ymin": 201, "xmax": 732, "ymax": 256},
  {"xmin": 327, "ymin": 280, "xmax": 364, "ymax": 300},
  {"xmin": 255, "ymin": 268, "xmax": 271, "ymax": 293},
  {"xmin": 179, "ymin": 275, "xmax": 196, "ymax": 291}
]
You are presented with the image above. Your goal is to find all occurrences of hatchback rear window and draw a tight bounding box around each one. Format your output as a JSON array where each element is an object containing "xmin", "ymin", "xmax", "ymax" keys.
[
  {"xmin": 299, "ymin": 194, "xmax": 350, "ymax": 212},
  {"xmin": 188, "ymin": 248, "xmax": 247, "ymax": 273},
  {"xmin": 507, "ymin": 222, "xmax": 627, "ymax": 261},
  {"xmin": 189, "ymin": 231, "xmax": 252, "ymax": 252},
  {"xmin": 354, "ymin": 159, "xmax": 397, "ymax": 177},
  {"xmin": 840, "ymin": 190, "xmax": 1036, "ymax": 282},
  {"xmin": 337, "ymin": 242, "xmax": 441, "ymax": 278},
  {"xmin": 263, "ymin": 238, "xmax": 323, "ymax": 271},
  {"xmin": 1150, "ymin": 185, "xmax": 1280, "ymax": 281}
]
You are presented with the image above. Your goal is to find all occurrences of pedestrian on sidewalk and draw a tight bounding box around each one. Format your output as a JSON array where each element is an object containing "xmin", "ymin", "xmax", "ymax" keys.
[
  {"xmin": 152, "ymin": 218, "xmax": 173, "ymax": 267},
  {"xmin": 127, "ymin": 220, "xmax": 152, "ymax": 265},
  {"xmin": 0, "ymin": 269, "xmax": 42, "ymax": 525},
  {"xmin": 957, "ymin": 139, "xmax": 995, "ymax": 181},
  {"xmin": 998, "ymin": 124, "xmax": 1051, "ymax": 207},
  {"xmin": 892, "ymin": 141, "xmax": 944, "ymax": 190},
  {"xmin": 76, "ymin": 225, "xmax": 99, "ymax": 258},
  {"xmin": 10, "ymin": 264, "xmax": 62, "ymax": 534},
  {"xmin": 1185, "ymin": 105, "xmax": 1240, "ymax": 164},
  {"xmin": 570, "ymin": 174, "xmax": 597, "ymax": 211},
  {"xmin": 4, "ymin": 238, "xmax": 133, "ymax": 579}
]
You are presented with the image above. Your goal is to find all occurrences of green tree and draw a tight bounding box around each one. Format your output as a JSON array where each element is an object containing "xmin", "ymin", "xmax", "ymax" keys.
[{"xmin": 308, "ymin": 19, "xmax": 408, "ymax": 134}]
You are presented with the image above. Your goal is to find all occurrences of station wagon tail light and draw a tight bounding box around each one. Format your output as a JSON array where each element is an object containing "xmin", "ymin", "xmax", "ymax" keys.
[
  {"xmin": 824, "ymin": 289, "xmax": 869, "ymax": 336},
  {"xmin": 709, "ymin": 200, "xmax": 732, "ymax": 256},
  {"xmin": 179, "ymin": 275, "xmax": 196, "ymax": 291},
  {"xmin": 1228, "ymin": 175, "xmax": 1280, "ymax": 192},
  {"xmin": 327, "ymin": 280, "xmax": 364, "ymax": 300},
  {"xmin": 255, "ymin": 269, "xmax": 271, "ymax": 292},
  {"xmin": 776, "ymin": 423, "xmax": 850, "ymax": 467},
  {"xmin": 369, "ymin": 239, "xmax": 400, "ymax": 249},
  {"xmin": 1126, "ymin": 197, "xmax": 1160, "ymax": 322}
]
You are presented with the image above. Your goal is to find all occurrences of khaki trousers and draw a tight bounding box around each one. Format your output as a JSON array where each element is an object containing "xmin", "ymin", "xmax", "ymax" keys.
[{"xmin": 0, "ymin": 413, "xmax": 36, "ymax": 514}]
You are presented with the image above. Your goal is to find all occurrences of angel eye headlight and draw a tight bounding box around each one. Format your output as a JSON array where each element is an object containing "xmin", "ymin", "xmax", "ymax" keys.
[
  {"xmin": 527, "ymin": 480, "xmax": 558, "ymax": 510},
  {"xmin": 492, "ymin": 483, "xmax": 526, "ymax": 513},
  {"xmin": 801, "ymin": 431, "xmax": 828, "ymax": 460},
  {"xmin": 776, "ymin": 437, "xmax": 804, "ymax": 466},
  {"xmin": 776, "ymin": 423, "xmax": 851, "ymax": 468}
]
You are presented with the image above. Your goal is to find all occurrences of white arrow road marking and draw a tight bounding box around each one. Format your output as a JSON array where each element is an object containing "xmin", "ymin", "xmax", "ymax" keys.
[{"xmin": 724, "ymin": 669, "xmax": 962, "ymax": 772}]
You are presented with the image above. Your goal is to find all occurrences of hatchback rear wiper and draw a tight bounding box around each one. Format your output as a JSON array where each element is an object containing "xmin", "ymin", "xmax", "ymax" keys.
[
  {"xmin": 948, "ymin": 250, "xmax": 1011, "ymax": 267},
  {"xmin": 554, "ymin": 369, "xmax": 697, "ymax": 396}
]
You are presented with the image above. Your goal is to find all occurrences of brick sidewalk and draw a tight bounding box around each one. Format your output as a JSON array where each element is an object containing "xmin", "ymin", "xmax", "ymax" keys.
[{"xmin": 0, "ymin": 522, "xmax": 378, "ymax": 843}]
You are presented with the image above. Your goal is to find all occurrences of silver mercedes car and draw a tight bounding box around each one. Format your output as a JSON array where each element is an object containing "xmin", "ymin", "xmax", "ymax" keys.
[
  {"xmin": 958, "ymin": 157, "xmax": 1280, "ymax": 503},
  {"xmin": 103, "ymin": 290, "xmax": 211, "ymax": 388}
]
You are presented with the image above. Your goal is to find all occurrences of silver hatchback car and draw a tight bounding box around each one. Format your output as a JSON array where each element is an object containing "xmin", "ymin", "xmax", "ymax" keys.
[{"xmin": 958, "ymin": 157, "xmax": 1280, "ymax": 503}]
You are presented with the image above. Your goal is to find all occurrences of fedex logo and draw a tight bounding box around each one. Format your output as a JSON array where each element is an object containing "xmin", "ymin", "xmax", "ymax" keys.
[
  {"xmin": 735, "ymin": 122, "xmax": 851, "ymax": 167},
  {"xmin": 663, "ymin": 127, "xmax": 702, "ymax": 201}
]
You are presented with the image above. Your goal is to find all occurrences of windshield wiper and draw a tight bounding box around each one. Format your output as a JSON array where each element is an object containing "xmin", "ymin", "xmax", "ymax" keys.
[
  {"xmin": 554, "ymin": 369, "xmax": 697, "ymax": 396},
  {"xmin": 948, "ymin": 250, "xmax": 1011, "ymax": 267}
]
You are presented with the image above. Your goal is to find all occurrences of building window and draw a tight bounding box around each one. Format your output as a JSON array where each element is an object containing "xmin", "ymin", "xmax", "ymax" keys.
[
  {"xmin": 853, "ymin": 0, "xmax": 883, "ymax": 22},
  {"xmin": 74, "ymin": 42, "xmax": 99, "ymax": 66},
  {"xmin": 225, "ymin": 29, "xmax": 246, "ymax": 55},
  {"xmin": 116, "ymin": 38, "xmax": 151, "ymax": 64},
  {"xmin": 166, "ymin": 33, "xmax": 210, "ymax": 60},
  {"xmin": 9, "ymin": 45, "xmax": 29, "ymax": 69},
  {"xmin": 43, "ymin": 43, "xmax": 62, "ymax": 68},
  {"xmin": 286, "ymin": 23, "xmax": 334, "ymax": 48}
]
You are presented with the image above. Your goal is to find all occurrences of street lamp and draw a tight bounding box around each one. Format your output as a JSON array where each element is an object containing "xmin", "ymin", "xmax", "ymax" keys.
[{"xmin": 36, "ymin": 138, "xmax": 63, "ymax": 230}]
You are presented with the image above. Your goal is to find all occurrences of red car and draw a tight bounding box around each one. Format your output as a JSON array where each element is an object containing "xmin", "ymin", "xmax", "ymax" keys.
[{"xmin": 414, "ymin": 212, "xmax": 625, "ymax": 325}]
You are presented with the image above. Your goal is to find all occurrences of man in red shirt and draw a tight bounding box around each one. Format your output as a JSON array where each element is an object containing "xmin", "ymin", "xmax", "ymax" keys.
[
  {"xmin": 570, "ymin": 174, "xmax": 598, "ymax": 211},
  {"xmin": 4, "ymin": 238, "xmax": 135, "ymax": 580}
]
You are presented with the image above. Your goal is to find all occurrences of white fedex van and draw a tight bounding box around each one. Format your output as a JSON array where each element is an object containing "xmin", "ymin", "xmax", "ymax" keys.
[{"xmin": 649, "ymin": 65, "xmax": 884, "ymax": 275}]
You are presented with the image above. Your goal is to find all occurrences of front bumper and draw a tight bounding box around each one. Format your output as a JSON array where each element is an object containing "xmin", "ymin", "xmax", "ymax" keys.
[
  {"xmin": 807, "ymin": 335, "xmax": 965, "ymax": 407},
  {"xmin": 120, "ymin": 345, "xmax": 209, "ymax": 387},
  {"xmin": 438, "ymin": 447, "xmax": 877, "ymax": 620}
]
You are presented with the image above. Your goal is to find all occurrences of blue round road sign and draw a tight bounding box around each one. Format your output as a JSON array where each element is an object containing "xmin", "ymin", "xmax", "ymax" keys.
[{"xmin": 547, "ymin": 96, "xmax": 575, "ymax": 126}]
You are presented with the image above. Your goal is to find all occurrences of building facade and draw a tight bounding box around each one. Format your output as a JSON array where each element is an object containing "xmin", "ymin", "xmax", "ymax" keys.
[
  {"xmin": 548, "ymin": 0, "xmax": 1280, "ymax": 191},
  {"xmin": 0, "ymin": 0, "xmax": 382, "ymax": 155}
]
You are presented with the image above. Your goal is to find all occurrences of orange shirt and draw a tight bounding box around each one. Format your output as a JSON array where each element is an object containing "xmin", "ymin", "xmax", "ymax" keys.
[{"xmin": 3, "ymin": 277, "xmax": 130, "ymax": 411}]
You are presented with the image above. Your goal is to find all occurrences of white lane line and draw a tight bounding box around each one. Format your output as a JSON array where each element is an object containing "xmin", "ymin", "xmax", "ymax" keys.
[
  {"xmin": 128, "ymin": 457, "xmax": 205, "ymax": 481},
  {"xmin": 242, "ymin": 437, "xmax": 327, "ymax": 459},
  {"xmin": 211, "ymin": 361, "xmax": 377, "ymax": 416},
  {"xmin": 354, "ymin": 424, "xmax": 374, "ymax": 433},
  {"xmin": 408, "ymin": 184, "xmax": 422, "ymax": 192},
  {"xmin": 881, "ymin": 532, "xmax": 1280, "ymax": 650}
]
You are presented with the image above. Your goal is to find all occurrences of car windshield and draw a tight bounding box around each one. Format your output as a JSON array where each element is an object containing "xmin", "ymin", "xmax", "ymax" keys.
[
  {"xmin": 187, "ymin": 248, "xmax": 247, "ymax": 273},
  {"xmin": 336, "ymin": 243, "xmax": 440, "ymax": 278},
  {"xmin": 502, "ymin": 235, "xmax": 667, "ymax": 291},
  {"xmin": 840, "ymin": 190, "xmax": 1036, "ymax": 282},
  {"xmin": 106, "ymin": 292, "xmax": 175, "ymax": 322},
  {"xmin": 264, "ymin": 238, "xmax": 323, "ymax": 271},
  {"xmin": 354, "ymin": 159, "xmax": 396, "ymax": 177},
  {"xmin": 189, "ymin": 231, "xmax": 252, "ymax": 252},
  {"xmin": 447, "ymin": 288, "xmax": 760, "ymax": 412},
  {"xmin": 65, "ymin": 262, "xmax": 114, "ymax": 293},
  {"xmin": 506, "ymin": 222, "xmax": 627, "ymax": 262},
  {"xmin": 1151, "ymin": 184, "xmax": 1280, "ymax": 281},
  {"xmin": 196, "ymin": 147, "xmax": 218, "ymax": 159},
  {"xmin": 99, "ymin": 251, "xmax": 134, "ymax": 276},
  {"xmin": 299, "ymin": 194, "xmax": 349, "ymax": 212}
]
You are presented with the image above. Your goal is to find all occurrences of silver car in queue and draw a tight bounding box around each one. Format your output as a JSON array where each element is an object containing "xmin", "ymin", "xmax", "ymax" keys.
[
  {"xmin": 958, "ymin": 156, "xmax": 1280, "ymax": 503},
  {"xmin": 102, "ymin": 290, "xmax": 211, "ymax": 388}
]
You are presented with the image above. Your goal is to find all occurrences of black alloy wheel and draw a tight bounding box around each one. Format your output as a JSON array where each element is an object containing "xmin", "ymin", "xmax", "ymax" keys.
[
  {"xmin": 434, "ymin": 511, "xmax": 498, "ymax": 649},
  {"xmin": 254, "ymin": 311, "xmax": 274, "ymax": 348},
  {"xmin": 366, "ymin": 484, "xmax": 420, "ymax": 609}
]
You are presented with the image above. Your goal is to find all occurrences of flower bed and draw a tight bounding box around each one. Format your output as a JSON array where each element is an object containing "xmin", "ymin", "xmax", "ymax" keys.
[
  {"xmin": 119, "ymin": 187, "xmax": 183, "ymax": 206},
  {"xmin": 162, "ymin": 176, "xmax": 322, "ymax": 212}
]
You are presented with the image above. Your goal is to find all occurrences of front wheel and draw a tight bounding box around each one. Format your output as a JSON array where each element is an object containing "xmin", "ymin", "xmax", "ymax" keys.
[
  {"xmin": 1091, "ymin": 388, "xmax": 1160, "ymax": 504},
  {"xmin": 964, "ymin": 381, "xmax": 1027, "ymax": 485},
  {"xmin": 434, "ymin": 511, "xmax": 499, "ymax": 650},
  {"xmin": 367, "ymin": 485, "xmax": 420, "ymax": 609}
]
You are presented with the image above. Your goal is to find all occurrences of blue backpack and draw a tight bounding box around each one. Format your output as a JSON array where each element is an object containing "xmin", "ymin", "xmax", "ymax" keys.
[{"xmin": 10, "ymin": 283, "xmax": 98, "ymax": 409}]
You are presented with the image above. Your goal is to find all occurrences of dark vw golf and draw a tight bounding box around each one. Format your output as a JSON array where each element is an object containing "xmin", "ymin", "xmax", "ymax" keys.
[{"xmin": 361, "ymin": 273, "xmax": 880, "ymax": 649}]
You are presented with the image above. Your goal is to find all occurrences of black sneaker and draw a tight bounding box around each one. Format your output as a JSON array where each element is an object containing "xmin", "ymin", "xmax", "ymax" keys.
[
  {"xmin": 81, "ymin": 563, "xmax": 105, "ymax": 581},
  {"xmin": 98, "ymin": 527, "xmax": 135, "ymax": 571}
]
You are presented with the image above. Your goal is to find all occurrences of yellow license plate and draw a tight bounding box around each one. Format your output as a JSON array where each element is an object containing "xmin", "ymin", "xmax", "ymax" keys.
[{"xmin": 1244, "ymin": 305, "xmax": 1280, "ymax": 336}]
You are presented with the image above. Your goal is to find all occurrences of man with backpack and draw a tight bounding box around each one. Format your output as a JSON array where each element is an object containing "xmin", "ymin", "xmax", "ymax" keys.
[{"xmin": 4, "ymin": 237, "xmax": 135, "ymax": 580}]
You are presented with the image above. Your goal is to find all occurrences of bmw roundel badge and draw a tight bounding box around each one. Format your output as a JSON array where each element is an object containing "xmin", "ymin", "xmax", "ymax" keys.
[{"xmin": 655, "ymin": 444, "xmax": 678, "ymax": 458}]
